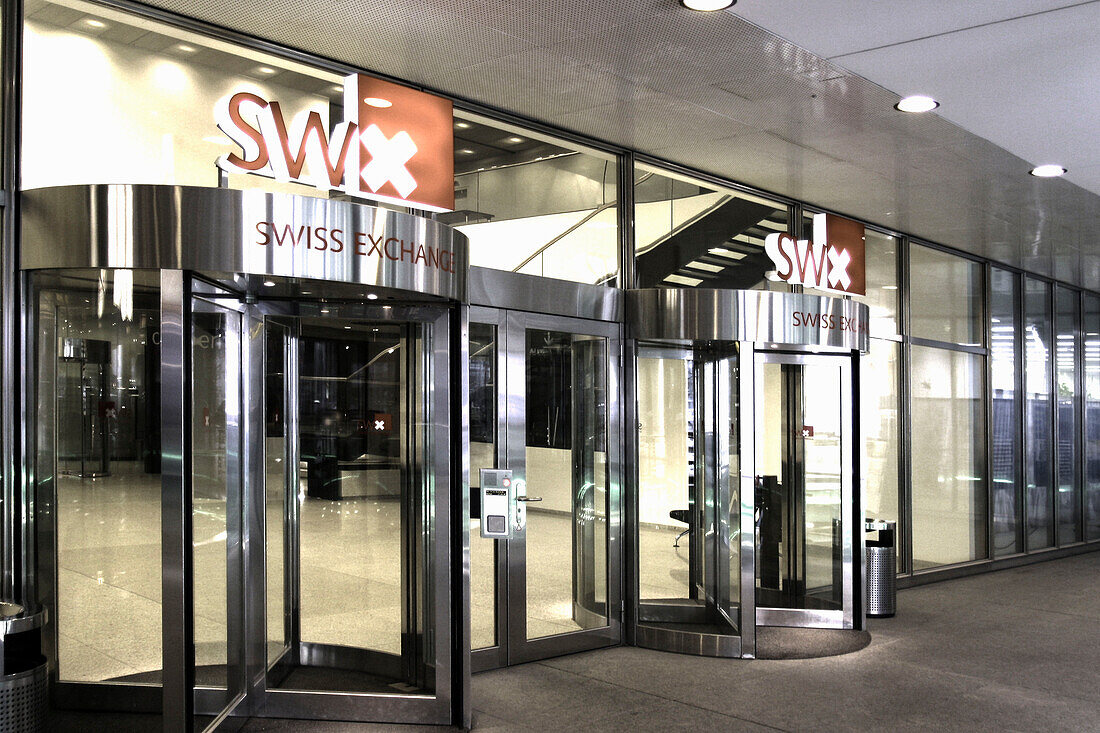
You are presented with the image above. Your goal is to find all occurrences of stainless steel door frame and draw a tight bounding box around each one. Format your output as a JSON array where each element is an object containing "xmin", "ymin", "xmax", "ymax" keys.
[
  {"xmin": 254, "ymin": 303, "xmax": 456, "ymax": 725},
  {"xmin": 468, "ymin": 306, "xmax": 509, "ymax": 674},
  {"xmin": 468, "ymin": 308, "xmax": 622, "ymax": 668},
  {"xmin": 748, "ymin": 349, "xmax": 856, "ymax": 630}
]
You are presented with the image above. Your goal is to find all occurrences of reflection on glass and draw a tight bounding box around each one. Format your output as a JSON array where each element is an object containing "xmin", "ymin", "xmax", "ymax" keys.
[
  {"xmin": 192, "ymin": 302, "xmax": 237, "ymax": 703},
  {"xmin": 909, "ymin": 244, "xmax": 982, "ymax": 346},
  {"xmin": 449, "ymin": 115, "xmax": 619, "ymax": 285},
  {"xmin": 1055, "ymin": 286, "xmax": 1080, "ymax": 544},
  {"xmin": 37, "ymin": 270, "xmax": 163, "ymax": 683},
  {"xmin": 524, "ymin": 330, "xmax": 608, "ymax": 639},
  {"xmin": 635, "ymin": 163, "xmax": 790, "ymax": 291},
  {"xmin": 265, "ymin": 324, "xmax": 289, "ymax": 668},
  {"xmin": 911, "ymin": 346, "xmax": 987, "ymax": 568},
  {"xmin": 1085, "ymin": 295, "xmax": 1100, "ymax": 541},
  {"xmin": 861, "ymin": 340, "xmax": 900, "ymax": 551},
  {"xmin": 756, "ymin": 362, "xmax": 844, "ymax": 610},
  {"xmin": 991, "ymin": 268, "xmax": 1021, "ymax": 556},
  {"xmin": 864, "ymin": 230, "xmax": 900, "ymax": 338},
  {"xmin": 469, "ymin": 323, "xmax": 498, "ymax": 650},
  {"xmin": 1025, "ymin": 277, "xmax": 1054, "ymax": 551}
]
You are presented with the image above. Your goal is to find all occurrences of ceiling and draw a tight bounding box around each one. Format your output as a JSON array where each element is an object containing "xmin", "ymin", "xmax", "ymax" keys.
[{"xmin": 139, "ymin": 0, "xmax": 1100, "ymax": 286}]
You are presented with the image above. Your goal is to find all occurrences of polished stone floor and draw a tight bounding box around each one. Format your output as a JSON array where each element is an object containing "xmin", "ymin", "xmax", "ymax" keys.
[{"xmin": 48, "ymin": 541, "xmax": 1100, "ymax": 730}]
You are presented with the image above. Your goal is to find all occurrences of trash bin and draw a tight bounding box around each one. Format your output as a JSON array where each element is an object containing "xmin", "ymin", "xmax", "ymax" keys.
[
  {"xmin": 865, "ymin": 520, "xmax": 896, "ymax": 618},
  {"xmin": 0, "ymin": 602, "xmax": 47, "ymax": 732}
]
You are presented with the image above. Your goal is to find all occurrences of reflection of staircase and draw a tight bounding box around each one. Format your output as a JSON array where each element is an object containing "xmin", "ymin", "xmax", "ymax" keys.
[{"xmin": 636, "ymin": 197, "xmax": 785, "ymax": 289}]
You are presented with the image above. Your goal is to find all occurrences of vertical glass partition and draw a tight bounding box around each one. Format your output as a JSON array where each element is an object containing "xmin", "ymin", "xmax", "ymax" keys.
[
  {"xmin": 1055, "ymin": 287, "xmax": 1081, "ymax": 544},
  {"xmin": 1024, "ymin": 277, "xmax": 1054, "ymax": 550},
  {"xmin": 33, "ymin": 270, "xmax": 164, "ymax": 693},
  {"xmin": 991, "ymin": 268, "xmax": 1021, "ymax": 556},
  {"xmin": 1085, "ymin": 294, "xmax": 1100, "ymax": 542}
]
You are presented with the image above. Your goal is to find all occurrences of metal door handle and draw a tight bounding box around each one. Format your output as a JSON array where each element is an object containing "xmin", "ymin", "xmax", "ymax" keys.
[{"xmin": 517, "ymin": 496, "xmax": 543, "ymax": 502}]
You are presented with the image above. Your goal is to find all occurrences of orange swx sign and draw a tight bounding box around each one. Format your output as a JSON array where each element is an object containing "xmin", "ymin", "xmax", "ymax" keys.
[
  {"xmin": 764, "ymin": 213, "xmax": 866, "ymax": 296},
  {"xmin": 215, "ymin": 74, "xmax": 455, "ymax": 212}
]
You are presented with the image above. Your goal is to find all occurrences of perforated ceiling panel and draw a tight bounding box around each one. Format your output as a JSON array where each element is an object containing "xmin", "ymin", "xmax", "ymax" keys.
[{"xmin": 138, "ymin": 0, "xmax": 1100, "ymax": 285}]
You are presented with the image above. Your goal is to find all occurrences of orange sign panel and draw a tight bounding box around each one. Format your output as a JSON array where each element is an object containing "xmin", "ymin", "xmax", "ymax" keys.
[
  {"xmin": 764, "ymin": 213, "xmax": 866, "ymax": 296},
  {"xmin": 215, "ymin": 74, "xmax": 454, "ymax": 212}
]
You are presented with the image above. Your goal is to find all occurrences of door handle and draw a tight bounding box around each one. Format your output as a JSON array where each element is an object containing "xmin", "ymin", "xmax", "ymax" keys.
[{"xmin": 517, "ymin": 495, "xmax": 543, "ymax": 502}]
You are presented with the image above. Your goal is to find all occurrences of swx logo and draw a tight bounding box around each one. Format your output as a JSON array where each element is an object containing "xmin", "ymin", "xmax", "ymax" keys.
[
  {"xmin": 764, "ymin": 213, "xmax": 866, "ymax": 296},
  {"xmin": 215, "ymin": 74, "xmax": 454, "ymax": 212}
]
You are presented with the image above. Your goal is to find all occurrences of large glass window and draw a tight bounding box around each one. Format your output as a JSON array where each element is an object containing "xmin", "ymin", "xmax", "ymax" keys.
[
  {"xmin": 910, "ymin": 345, "xmax": 987, "ymax": 569},
  {"xmin": 634, "ymin": 163, "xmax": 789, "ymax": 290},
  {"xmin": 34, "ymin": 269, "xmax": 163, "ymax": 683},
  {"xmin": 448, "ymin": 115, "xmax": 619, "ymax": 285},
  {"xmin": 990, "ymin": 268, "xmax": 1021, "ymax": 556},
  {"xmin": 1025, "ymin": 277, "xmax": 1054, "ymax": 550},
  {"xmin": 1085, "ymin": 294, "xmax": 1100, "ymax": 542},
  {"xmin": 909, "ymin": 244, "xmax": 982, "ymax": 346},
  {"xmin": 864, "ymin": 230, "xmax": 900, "ymax": 339},
  {"xmin": 1055, "ymin": 286, "xmax": 1081, "ymax": 544},
  {"xmin": 861, "ymin": 339, "xmax": 899, "ymax": 540}
]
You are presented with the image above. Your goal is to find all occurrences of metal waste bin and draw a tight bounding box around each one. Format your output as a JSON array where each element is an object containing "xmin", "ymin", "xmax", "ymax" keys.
[
  {"xmin": 0, "ymin": 602, "xmax": 47, "ymax": 732},
  {"xmin": 865, "ymin": 520, "xmax": 896, "ymax": 617}
]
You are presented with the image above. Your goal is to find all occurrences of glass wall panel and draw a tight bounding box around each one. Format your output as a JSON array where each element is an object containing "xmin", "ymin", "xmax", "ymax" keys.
[
  {"xmin": 469, "ymin": 322, "xmax": 498, "ymax": 649},
  {"xmin": 1085, "ymin": 294, "xmax": 1100, "ymax": 541},
  {"xmin": 34, "ymin": 269, "xmax": 163, "ymax": 683},
  {"xmin": 634, "ymin": 163, "xmax": 790, "ymax": 290},
  {"xmin": 23, "ymin": 0, "xmax": 341, "ymax": 196},
  {"xmin": 861, "ymin": 339, "xmax": 899, "ymax": 534},
  {"xmin": 1055, "ymin": 286, "xmax": 1081, "ymax": 544},
  {"xmin": 990, "ymin": 268, "xmax": 1021, "ymax": 556},
  {"xmin": 864, "ymin": 230, "xmax": 900, "ymax": 339},
  {"xmin": 450, "ymin": 115, "xmax": 619, "ymax": 285},
  {"xmin": 910, "ymin": 345, "xmax": 987, "ymax": 569},
  {"xmin": 909, "ymin": 244, "xmax": 982, "ymax": 346},
  {"xmin": 1024, "ymin": 277, "xmax": 1054, "ymax": 550}
]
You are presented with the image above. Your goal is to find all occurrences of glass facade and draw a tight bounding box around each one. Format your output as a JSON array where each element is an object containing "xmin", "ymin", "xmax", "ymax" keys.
[
  {"xmin": 909, "ymin": 244, "xmax": 983, "ymax": 347},
  {"xmin": 634, "ymin": 163, "xmax": 790, "ymax": 290},
  {"xmin": 1025, "ymin": 277, "xmax": 1054, "ymax": 550},
  {"xmin": 991, "ymin": 268, "xmax": 1021, "ymax": 556}
]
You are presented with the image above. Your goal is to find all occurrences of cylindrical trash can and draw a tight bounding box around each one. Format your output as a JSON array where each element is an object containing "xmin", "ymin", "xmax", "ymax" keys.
[
  {"xmin": 0, "ymin": 602, "xmax": 48, "ymax": 732},
  {"xmin": 865, "ymin": 520, "xmax": 896, "ymax": 618}
]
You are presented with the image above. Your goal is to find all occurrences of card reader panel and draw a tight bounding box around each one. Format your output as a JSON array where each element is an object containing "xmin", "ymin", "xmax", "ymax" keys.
[{"xmin": 479, "ymin": 468, "xmax": 513, "ymax": 539}]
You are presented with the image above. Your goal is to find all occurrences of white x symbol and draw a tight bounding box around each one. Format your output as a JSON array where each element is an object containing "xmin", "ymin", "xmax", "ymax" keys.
[
  {"xmin": 374, "ymin": 420, "xmax": 386, "ymax": 431},
  {"xmin": 362, "ymin": 124, "xmax": 418, "ymax": 198},
  {"xmin": 827, "ymin": 246, "xmax": 852, "ymax": 290}
]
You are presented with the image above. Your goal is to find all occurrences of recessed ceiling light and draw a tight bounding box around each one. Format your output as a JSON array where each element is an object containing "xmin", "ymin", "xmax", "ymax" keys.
[
  {"xmin": 257, "ymin": 67, "xmax": 276, "ymax": 75},
  {"xmin": 505, "ymin": 136, "xmax": 524, "ymax": 144},
  {"xmin": 894, "ymin": 95, "xmax": 939, "ymax": 113},
  {"xmin": 263, "ymin": 280, "xmax": 276, "ymax": 287},
  {"xmin": 363, "ymin": 97, "xmax": 392, "ymax": 108},
  {"xmin": 176, "ymin": 44, "xmax": 196, "ymax": 53},
  {"xmin": 331, "ymin": 85, "xmax": 343, "ymax": 93},
  {"xmin": 455, "ymin": 121, "xmax": 471, "ymax": 129},
  {"xmin": 366, "ymin": 293, "xmax": 379, "ymax": 300},
  {"xmin": 320, "ymin": 308, "xmax": 330, "ymax": 314},
  {"xmin": 680, "ymin": 0, "xmax": 735, "ymax": 9},
  {"xmin": 1029, "ymin": 164, "xmax": 1066, "ymax": 178},
  {"xmin": 344, "ymin": 325, "xmax": 351, "ymax": 330},
  {"xmin": 84, "ymin": 18, "xmax": 106, "ymax": 28},
  {"xmin": 458, "ymin": 148, "xmax": 475, "ymax": 155}
]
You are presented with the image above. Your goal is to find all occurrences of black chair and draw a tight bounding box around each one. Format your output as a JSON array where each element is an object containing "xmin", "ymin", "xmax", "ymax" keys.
[{"xmin": 669, "ymin": 509, "xmax": 691, "ymax": 547}]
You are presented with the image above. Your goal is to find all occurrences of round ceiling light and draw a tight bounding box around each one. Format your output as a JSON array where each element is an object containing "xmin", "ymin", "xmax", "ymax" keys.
[
  {"xmin": 680, "ymin": 0, "xmax": 735, "ymax": 10},
  {"xmin": 894, "ymin": 95, "xmax": 939, "ymax": 113},
  {"xmin": 1029, "ymin": 164, "xmax": 1067, "ymax": 178}
]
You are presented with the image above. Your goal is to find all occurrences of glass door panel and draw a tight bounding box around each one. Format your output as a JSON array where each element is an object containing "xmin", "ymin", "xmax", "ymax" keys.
[
  {"xmin": 522, "ymin": 329, "xmax": 610, "ymax": 640},
  {"xmin": 754, "ymin": 353, "xmax": 852, "ymax": 627},
  {"xmin": 190, "ymin": 294, "xmax": 244, "ymax": 728},
  {"xmin": 470, "ymin": 310, "xmax": 620, "ymax": 668}
]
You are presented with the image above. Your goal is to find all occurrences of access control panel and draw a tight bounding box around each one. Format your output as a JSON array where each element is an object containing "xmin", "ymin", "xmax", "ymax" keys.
[{"xmin": 479, "ymin": 469, "xmax": 513, "ymax": 539}]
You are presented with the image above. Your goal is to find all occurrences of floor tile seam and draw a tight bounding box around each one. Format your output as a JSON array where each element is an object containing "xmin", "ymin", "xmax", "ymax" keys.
[
  {"xmin": 56, "ymin": 632, "xmax": 147, "ymax": 676},
  {"xmin": 58, "ymin": 566, "xmax": 165, "ymax": 607},
  {"xmin": 530, "ymin": 659, "xmax": 791, "ymax": 732}
]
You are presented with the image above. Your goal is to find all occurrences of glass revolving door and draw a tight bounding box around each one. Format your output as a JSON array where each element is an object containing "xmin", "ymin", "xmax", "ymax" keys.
[{"xmin": 635, "ymin": 342, "xmax": 743, "ymax": 655}]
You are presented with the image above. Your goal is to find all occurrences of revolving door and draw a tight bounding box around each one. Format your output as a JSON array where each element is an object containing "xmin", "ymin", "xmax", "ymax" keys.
[{"xmin": 629, "ymin": 288, "xmax": 868, "ymax": 658}]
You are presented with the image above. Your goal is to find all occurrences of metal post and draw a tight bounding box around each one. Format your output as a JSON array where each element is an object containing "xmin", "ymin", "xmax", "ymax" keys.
[{"xmin": 161, "ymin": 270, "xmax": 193, "ymax": 731}]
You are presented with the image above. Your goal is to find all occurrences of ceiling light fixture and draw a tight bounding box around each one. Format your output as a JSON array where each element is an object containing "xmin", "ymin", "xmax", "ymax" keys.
[
  {"xmin": 263, "ymin": 280, "xmax": 276, "ymax": 287},
  {"xmin": 505, "ymin": 136, "xmax": 524, "ymax": 144},
  {"xmin": 455, "ymin": 121, "xmax": 472, "ymax": 129},
  {"xmin": 894, "ymin": 95, "xmax": 939, "ymax": 113},
  {"xmin": 176, "ymin": 44, "xmax": 196, "ymax": 53},
  {"xmin": 363, "ymin": 97, "xmax": 392, "ymax": 108},
  {"xmin": 257, "ymin": 66, "xmax": 276, "ymax": 75},
  {"xmin": 366, "ymin": 293, "xmax": 379, "ymax": 300},
  {"xmin": 1029, "ymin": 164, "xmax": 1067, "ymax": 178},
  {"xmin": 458, "ymin": 148, "xmax": 475, "ymax": 155},
  {"xmin": 680, "ymin": 0, "xmax": 735, "ymax": 9},
  {"xmin": 84, "ymin": 18, "xmax": 107, "ymax": 28}
]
